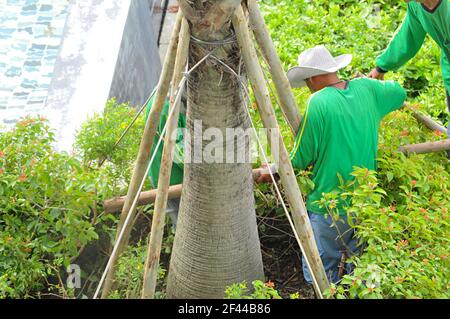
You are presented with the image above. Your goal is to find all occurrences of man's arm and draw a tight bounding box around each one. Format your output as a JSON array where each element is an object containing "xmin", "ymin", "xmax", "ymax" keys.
[
  {"xmin": 256, "ymin": 97, "xmax": 322, "ymax": 184},
  {"xmin": 370, "ymin": 79, "xmax": 407, "ymax": 118},
  {"xmin": 369, "ymin": 5, "xmax": 427, "ymax": 79}
]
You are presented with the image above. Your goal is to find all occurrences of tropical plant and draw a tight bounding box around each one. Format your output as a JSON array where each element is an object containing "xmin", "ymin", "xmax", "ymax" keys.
[
  {"xmin": 257, "ymin": 0, "xmax": 450, "ymax": 299},
  {"xmin": 225, "ymin": 280, "xmax": 282, "ymax": 299},
  {"xmin": 0, "ymin": 118, "xmax": 101, "ymax": 298}
]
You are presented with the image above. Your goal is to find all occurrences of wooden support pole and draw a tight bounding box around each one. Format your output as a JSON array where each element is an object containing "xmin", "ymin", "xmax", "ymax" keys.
[
  {"xmin": 399, "ymin": 139, "xmax": 450, "ymax": 155},
  {"xmin": 247, "ymin": 0, "xmax": 301, "ymax": 135},
  {"xmin": 142, "ymin": 18, "xmax": 190, "ymax": 300},
  {"xmin": 405, "ymin": 103, "xmax": 447, "ymax": 135},
  {"xmin": 104, "ymin": 185, "xmax": 182, "ymax": 214},
  {"xmin": 232, "ymin": 6, "xmax": 330, "ymax": 297},
  {"xmin": 100, "ymin": 12, "xmax": 184, "ymax": 299},
  {"xmin": 411, "ymin": 111, "xmax": 447, "ymax": 135},
  {"xmin": 103, "ymin": 168, "xmax": 268, "ymax": 213}
]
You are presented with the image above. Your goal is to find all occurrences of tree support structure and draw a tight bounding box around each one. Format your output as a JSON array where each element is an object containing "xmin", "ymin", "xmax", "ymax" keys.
[
  {"xmin": 232, "ymin": 5, "xmax": 330, "ymax": 296},
  {"xmin": 100, "ymin": 12, "xmax": 184, "ymax": 299},
  {"xmin": 99, "ymin": 1, "xmax": 330, "ymax": 299}
]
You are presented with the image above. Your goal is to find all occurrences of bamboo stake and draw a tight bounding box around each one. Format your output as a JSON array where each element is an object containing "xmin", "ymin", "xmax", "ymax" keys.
[
  {"xmin": 141, "ymin": 18, "xmax": 190, "ymax": 300},
  {"xmin": 247, "ymin": 0, "xmax": 301, "ymax": 136},
  {"xmin": 232, "ymin": 6, "xmax": 330, "ymax": 296},
  {"xmin": 399, "ymin": 139, "xmax": 450, "ymax": 155},
  {"xmin": 103, "ymin": 168, "xmax": 269, "ymax": 213},
  {"xmin": 100, "ymin": 11, "xmax": 184, "ymax": 299},
  {"xmin": 406, "ymin": 104, "xmax": 447, "ymax": 135},
  {"xmin": 104, "ymin": 185, "xmax": 182, "ymax": 214}
]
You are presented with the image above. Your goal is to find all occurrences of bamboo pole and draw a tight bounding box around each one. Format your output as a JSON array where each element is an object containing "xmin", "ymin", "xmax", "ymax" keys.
[
  {"xmin": 141, "ymin": 18, "xmax": 190, "ymax": 300},
  {"xmin": 104, "ymin": 185, "xmax": 182, "ymax": 214},
  {"xmin": 406, "ymin": 105, "xmax": 447, "ymax": 135},
  {"xmin": 399, "ymin": 139, "xmax": 450, "ymax": 155},
  {"xmin": 247, "ymin": 0, "xmax": 301, "ymax": 136},
  {"xmin": 232, "ymin": 6, "xmax": 330, "ymax": 296},
  {"xmin": 100, "ymin": 12, "xmax": 184, "ymax": 299},
  {"xmin": 103, "ymin": 168, "xmax": 269, "ymax": 213}
]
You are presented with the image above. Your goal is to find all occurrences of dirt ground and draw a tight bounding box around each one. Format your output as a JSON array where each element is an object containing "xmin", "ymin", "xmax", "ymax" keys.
[
  {"xmin": 258, "ymin": 212, "xmax": 316, "ymax": 299},
  {"xmin": 72, "ymin": 208, "xmax": 317, "ymax": 299}
]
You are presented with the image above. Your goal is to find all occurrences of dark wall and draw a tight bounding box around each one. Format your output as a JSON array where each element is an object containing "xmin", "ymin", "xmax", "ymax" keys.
[{"xmin": 108, "ymin": 0, "xmax": 162, "ymax": 107}]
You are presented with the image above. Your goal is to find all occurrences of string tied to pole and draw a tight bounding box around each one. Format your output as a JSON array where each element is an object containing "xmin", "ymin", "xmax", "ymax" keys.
[{"xmin": 190, "ymin": 31, "xmax": 237, "ymax": 46}]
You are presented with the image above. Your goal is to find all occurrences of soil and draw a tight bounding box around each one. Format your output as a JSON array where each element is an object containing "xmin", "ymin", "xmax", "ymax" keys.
[
  {"xmin": 70, "ymin": 208, "xmax": 316, "ymax": 299},
  {"xmin": 258, "ymin": 211, "xmax": 316, "ymax": 299}
]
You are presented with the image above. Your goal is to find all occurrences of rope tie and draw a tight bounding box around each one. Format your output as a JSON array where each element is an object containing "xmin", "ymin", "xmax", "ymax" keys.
[{"xmin": 190, "ymin": 31, "xmax": 237, "ymax": 46}]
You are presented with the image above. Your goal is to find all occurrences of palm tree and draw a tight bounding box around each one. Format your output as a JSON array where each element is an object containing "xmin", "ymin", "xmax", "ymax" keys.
[{"xmin": 166, "ymin": 0, "xmax": 264, "ymax": 298}]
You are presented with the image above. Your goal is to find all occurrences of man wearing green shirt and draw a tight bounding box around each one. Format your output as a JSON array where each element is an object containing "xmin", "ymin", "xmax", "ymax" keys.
[
  {"xmin": 368, "ymin": 0, "xmax": 449, "ymax": 156},
  {"xmin": 145, "ymin": 95, "xmax": 186, "ymax": 229},
  {"xmin": 280, "ymin": 45, "xmax": 407, "ymax": 284}
]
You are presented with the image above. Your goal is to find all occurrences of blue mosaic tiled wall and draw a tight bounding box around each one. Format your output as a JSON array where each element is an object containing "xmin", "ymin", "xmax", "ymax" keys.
[{"xmin": 0, "ymin": 0, "xmax": 69, "ymax": 126}]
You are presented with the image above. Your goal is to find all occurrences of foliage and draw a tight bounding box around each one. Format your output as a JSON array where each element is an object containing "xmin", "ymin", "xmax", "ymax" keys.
[
  {"xmin": 0, "ymin": 118, "xmax": 102, "ymax": 298},
  {"xmin": 259, "ymin": 0, "xmax": 448, "ymax": 129},
  {"xmin": 0, "ymin": 100, "xmax": 146, "ymax": 298},
  {"xmin": 314, "ymin": 105, "xmax": 449, "ymax": 298},
  {"xmin": 1, "ymin": 0, "xmax": 449, "ymax": 300},
  {"xmin": 323, "ymin": 164, "xmax": 449, "ymax": 299},
  {"xmin": 108, "ymin": 241, "xmax": 167, "ymax": 300},
  {"xmin": 225, "ymin": 280, "xmax": 282, "ymax": 299},
  {"xmin": 257, "ymin": 0, "xmax": 450, "ymax": 299},
  {"xmin": 74, "ymin": 98, "xmax": 144, "ymax": 187}
]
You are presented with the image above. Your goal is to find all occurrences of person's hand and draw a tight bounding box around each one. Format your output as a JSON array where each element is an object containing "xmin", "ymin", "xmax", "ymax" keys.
[
  {"xmin": 256, "ymin": 164, "xmax": 279, "ymax": 184},
  {"xmin": 353, "ymin": 71, "xmax": 367, "ymax": 78},
  {"xmin": 368, "ymin": 68, "xmax": 385, "ymax": 80}
]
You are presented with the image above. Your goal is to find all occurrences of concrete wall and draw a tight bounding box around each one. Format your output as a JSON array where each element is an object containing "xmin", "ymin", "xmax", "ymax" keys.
[
  {"xmin": 44, "ymin": 0, "xmax": 161, "ymax": 151},
  {"xmin": 108, "ymin": 0, "xmax": 161, "ymax": 107}
]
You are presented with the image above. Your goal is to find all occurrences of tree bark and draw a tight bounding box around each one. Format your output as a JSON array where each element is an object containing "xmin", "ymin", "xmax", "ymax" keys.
[{"xmin": 166, "ymin": 0, "xmax": 264, "ymax": 299}]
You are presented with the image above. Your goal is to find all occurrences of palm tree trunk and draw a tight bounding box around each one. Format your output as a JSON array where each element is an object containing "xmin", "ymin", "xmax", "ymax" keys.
[{"xmin": 166, "ymin": 0, "xmax": 264, "ymax": 299}]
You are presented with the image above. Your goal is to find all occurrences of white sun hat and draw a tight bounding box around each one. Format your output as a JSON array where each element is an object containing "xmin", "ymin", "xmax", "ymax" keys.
[{"xmin": 287, "ymin": 45, "xmax": 353, "ymax": 88}]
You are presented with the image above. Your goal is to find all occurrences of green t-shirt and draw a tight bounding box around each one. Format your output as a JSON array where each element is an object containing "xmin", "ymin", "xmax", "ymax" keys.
[
  {"xmin": 376, "ymin": 0, "xmax": 450, "ymax": 92},
  {"xmin": 290, "ymin": 78, "xmax": 406, "ymax": 215},
  {"xmin": 146, "ymin": 97, "xmax": 185, "ymax": 188}
]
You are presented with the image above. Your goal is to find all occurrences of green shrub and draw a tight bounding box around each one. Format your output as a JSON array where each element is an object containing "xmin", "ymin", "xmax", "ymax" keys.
[
  {"xmin": 0, "ymin": 118, "xmax": 101, "ymax": 298},
  {"xmin": 260, "ymin": 0, "xmax": 447, "ymax": 126},
  {"xmin": 225, "ymin": 280, "xmax": 282, "ymax": 299},
  {"xmin": 315, "ymin": 110, "xmax": 449, "ymax": 299},
  {"xmin": 0, "ymin": 100, "xmax": 146, "ymax": 298},
  {"xmin": 258, "ymin": 0, "xmax": 450, "ymax": 299},
  {"xmin": 74, "ymin": 98, "xmax": 144, "ymax": 185},
  {"xmin": 323, "ymin": 164, "xmax": 449, "ymax": 299},
  {"xmin": 108, "ymin": 241, "xmax": 167, "ymax": 300},
  {"xmin": 1, "ymin": 0, "xmax": 449, "ymax": 300}
]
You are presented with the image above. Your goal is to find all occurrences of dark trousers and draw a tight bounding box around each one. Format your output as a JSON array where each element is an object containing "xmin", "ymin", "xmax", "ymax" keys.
[{"xmin": 302, "ymin": 212, "xmax": 359, "ymax": 285}]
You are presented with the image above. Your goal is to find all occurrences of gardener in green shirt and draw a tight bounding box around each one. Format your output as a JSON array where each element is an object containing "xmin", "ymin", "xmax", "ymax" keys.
[
  {"xmin": 368, "ymin": 0, "xmax": 450, "ymax": 156},
  {"xmin": 146, "ymin": 94, "xmax": 186, "ymax": 229},
  {"xmin": 259, "ymin": 45, "xmax": 407, "ymax": 284}
]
